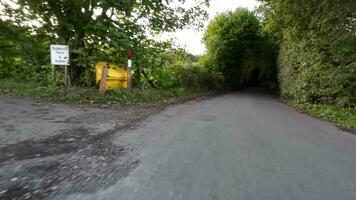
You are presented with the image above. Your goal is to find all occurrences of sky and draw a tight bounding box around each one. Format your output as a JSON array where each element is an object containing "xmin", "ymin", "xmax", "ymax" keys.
[{"xmin": 160, "ymin": 0, "xmax": 261, "ymax": 55}]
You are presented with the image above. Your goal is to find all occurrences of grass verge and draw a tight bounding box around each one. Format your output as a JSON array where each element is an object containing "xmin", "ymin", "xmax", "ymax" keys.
[
  {"xmin": 0, "ymin": 79, "xmax": 212, "ymax": 105},
  {"xmin": 290, "ymin": 101, "xmax": 356, "ymax": 130}
]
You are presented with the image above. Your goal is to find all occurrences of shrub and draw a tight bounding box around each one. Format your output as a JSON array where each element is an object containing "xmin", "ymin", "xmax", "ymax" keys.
[
  {"xmin": 148, "ymin": 63, "xmax": 221, "ymax": 90},
  {"xmin": 202, "ymin": 8, "xmax": 278, "ymax": 90},
  {"xmin": 261, "ymin": 0, "xmax": 356, "ymax": 107}
]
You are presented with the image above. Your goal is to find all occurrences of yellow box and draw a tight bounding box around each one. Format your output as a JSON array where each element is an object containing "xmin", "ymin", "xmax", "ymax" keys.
[{"xmin": 96, "ymin": 62, "xmax": 128, "ymax": 89}]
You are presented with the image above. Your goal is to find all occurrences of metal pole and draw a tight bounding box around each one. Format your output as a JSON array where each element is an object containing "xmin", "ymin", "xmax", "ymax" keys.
[
  {"xmin": 67, "ymin": 65, "xmax": 71, "ymax": 87},
  {"xmin": 52, "ymin": 65, "xmax": 55, "ymax": 82},
  {"xmin": 127, "ymin": 59, "xmax": 132, "ymax": 89},
  {"xmin": 64, "ymin": 65, "xmax": 68, "ymax": 87}
]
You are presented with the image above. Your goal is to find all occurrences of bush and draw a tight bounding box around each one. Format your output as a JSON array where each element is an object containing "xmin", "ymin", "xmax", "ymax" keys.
[
  {"xmin": 202, "ymin": 8, "xmax": 278, "ymax": 90},
  {"xmin": 261, "ymin": 0, "xmax": 356, "ymax": 108},
  {"xmin": 0, "ymin": 21, "xmax": 53, "ymax": 85},
  {"xmin": 0, "ymin": 79, "xmax": 207, "ymax": 104},
  {"xmin": 148, "ymin": 63, "xmax": 221, "ymax": 90}
]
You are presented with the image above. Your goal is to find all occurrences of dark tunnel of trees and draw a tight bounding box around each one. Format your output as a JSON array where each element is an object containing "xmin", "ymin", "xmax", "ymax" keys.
[
  {"xmin": 201, "ymin": 2, "xmax": 355, "ymax": 109},
  {"xmin": 201, "ymin": 8, "xmax": 279, "ymax": 92}
]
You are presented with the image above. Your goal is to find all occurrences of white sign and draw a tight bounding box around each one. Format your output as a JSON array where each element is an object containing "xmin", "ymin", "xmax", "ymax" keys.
[
  {"xmin": 128, "ymin": 59, "xmax": 132, "ymax": 68},
  {"xmin": 50, "ymin": 45, "xmax": 69, "ymax": 65}
]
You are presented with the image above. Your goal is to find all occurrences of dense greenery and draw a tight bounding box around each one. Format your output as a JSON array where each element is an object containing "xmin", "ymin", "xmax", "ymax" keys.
[
  {"xmin": 259, "ymin": 0, "xmax": 356, "ymax": 108},
  {"xmin": 199, "ymin": 4, "xmax": 355, "ymax": 128},
  {"xmin": 0, "ymin": 79, "xmax": 212, "ymax": 104},
  {"xmin": 0, "ymin": 0, "xmax": 209, "ymax": 86},
  {"xmin": 0, "ymin": 20, "xmax": 51, "ymax": 83},
  {"xmin": 289, "ymin": 101, "xmax": 356, "ymax": 129},
  {"xmin": 141, "ymin": 51, "xmax": 220, "ymax": 90},
  {"xmin": 201, "ymin": 8, "xmax": 278, "ymax": 89},
  {"xmin": 201, "ymin": 2, "xmax": 355, "ymax": 107},
  {"xmin": 0, "ymin": 1, "xmax": 355, "ymax": 128}
]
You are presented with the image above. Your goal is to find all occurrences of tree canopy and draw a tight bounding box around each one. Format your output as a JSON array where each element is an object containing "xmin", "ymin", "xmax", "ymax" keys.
[
  {"xmin": 0, "ymin": 0, "xmax": 209, "ymax": 85},
  {"xmin": 202, "ymin": 8, "xmax": 278, "ymax": 89}
]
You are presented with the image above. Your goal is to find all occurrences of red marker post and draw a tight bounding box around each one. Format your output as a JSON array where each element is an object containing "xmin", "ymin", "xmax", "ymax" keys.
[{"xmin": 127, "ymin": 50, "xmax": 133, "ymax": 89}]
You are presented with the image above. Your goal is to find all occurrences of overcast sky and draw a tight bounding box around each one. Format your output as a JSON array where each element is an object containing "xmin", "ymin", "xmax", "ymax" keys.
[{"xmin": 160, "ymin": 0, "xmax": 260, "ymax": 55}]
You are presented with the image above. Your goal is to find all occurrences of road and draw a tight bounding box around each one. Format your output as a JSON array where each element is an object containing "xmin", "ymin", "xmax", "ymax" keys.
[
  {"xmin": 0, "ymin": 96, "xmax": 163, "ymax": 199},
  {"xmin": 58, "ymin": 89, "xmax": 356, "ymax": 200}
]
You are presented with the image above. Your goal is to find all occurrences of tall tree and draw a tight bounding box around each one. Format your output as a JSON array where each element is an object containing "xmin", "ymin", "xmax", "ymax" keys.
[
  {"xmin": 202, "ymin": 8, "xmax": 277, "ymax": 89},
  {"xmin": 1, "ymin": 0, "xmax": 209, "ymax": 85}
]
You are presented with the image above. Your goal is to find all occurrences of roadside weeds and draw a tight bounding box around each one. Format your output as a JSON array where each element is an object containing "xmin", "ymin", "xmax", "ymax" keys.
[
  {"xmin": 284, "ymin": 100, "xmax": 356, "ymax": 134},
  {"xmin": 0, "ymin": 79, "xmax": 216, "ymax": 106}
]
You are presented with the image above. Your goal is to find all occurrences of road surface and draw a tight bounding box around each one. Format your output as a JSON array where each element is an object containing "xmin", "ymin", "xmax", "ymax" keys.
[
  {"xmin": 59, "ymin": 89, "xmax": 356, "ymax": 200},
  {"xmin": 0, "ymin": 96, "xmax": 163, "ymax": 199}
]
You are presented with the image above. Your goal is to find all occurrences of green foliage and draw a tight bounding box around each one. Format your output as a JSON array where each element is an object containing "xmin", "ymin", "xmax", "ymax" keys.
[
  {"xmin": 202, "ymin": 8, "xmax": 278, "ymax": 89},
  {"xmin": 138, "ymin": 50, "xmax": 221, "ymax": 90},
  {"xmin": 290, "ymin": 101, "xmax": 356, "ymax": 129},
  {"xmin": 150, "ymin": 63, "xmax": 220, "ymax": 90},
  {"xmin": 0, "ymin": 79, "xmax": 210, "ymax": 104},
  {"xmin": 259, "ymin": 0, "xmax": 356, "ymax": 107},
  {"xmin": 0, "ymin": 0, "xmax": 209, "ymax": 86},
  {"xmin": 0, "ymin": 20, "xmax": 51, "ymax": 84}
]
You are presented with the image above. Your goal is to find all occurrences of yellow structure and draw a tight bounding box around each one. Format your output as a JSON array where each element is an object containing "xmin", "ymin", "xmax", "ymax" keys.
[{"xmin": 95, "ymin": 62, "xmax": 128, "ymax": 89}]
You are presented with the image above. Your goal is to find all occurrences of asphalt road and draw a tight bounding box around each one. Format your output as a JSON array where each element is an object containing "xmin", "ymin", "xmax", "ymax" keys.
[{"xmin": 61, "ymin": 89, "xmax": 356, "ymax": 200}]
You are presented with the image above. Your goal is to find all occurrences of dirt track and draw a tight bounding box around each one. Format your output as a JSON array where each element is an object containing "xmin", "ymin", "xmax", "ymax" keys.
[{"xmin": 0, "ymin": 96, "xmax": 164, "ymax": 199}]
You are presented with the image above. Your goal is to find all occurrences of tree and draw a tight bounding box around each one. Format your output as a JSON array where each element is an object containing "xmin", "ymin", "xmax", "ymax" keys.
[
  {"xmin": 0, "ymin": 19, "xmax": 50, "ymax": 82},
  {"xmin": 0, "ymin": 0, "xmax": 209, "ymax": 85},
  {"xmin": 202, "ymin": 8, "xmax": 277, "ymax": 89},
  {"xmin": 258, "ymin": 0, "xmax": 356, "ymax": 107}
]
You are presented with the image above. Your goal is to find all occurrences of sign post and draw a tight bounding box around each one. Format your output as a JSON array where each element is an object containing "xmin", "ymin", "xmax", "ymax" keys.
[
  {"xmin": 50, "ymin": 45, "xmax": 70, "ymax": 86},
  {"xmin": 52, "ymin": 64, "xmax": 55, "ymax": 82},
  {"xmin": 127, "ymin": 50, "xmax": 133, "ymax": 89}
]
